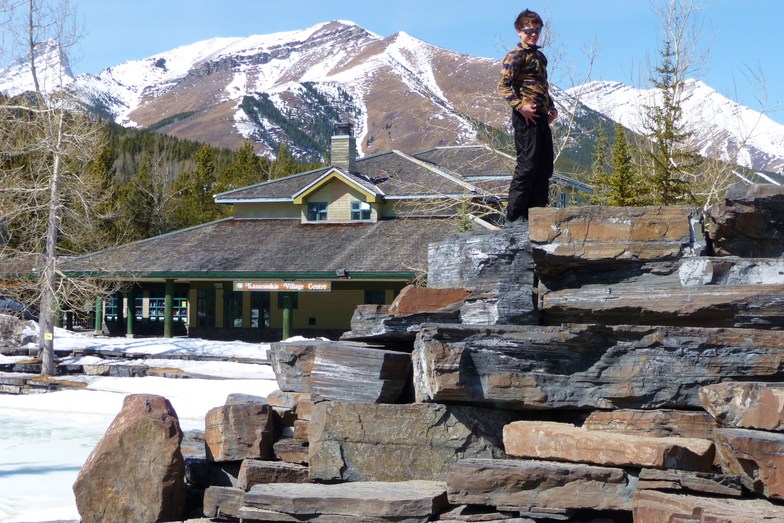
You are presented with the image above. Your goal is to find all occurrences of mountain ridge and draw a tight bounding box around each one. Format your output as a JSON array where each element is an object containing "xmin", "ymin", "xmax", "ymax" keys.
[{"xmin": 1, "ymin": 20, "xmax": 782, "ymax": 178}]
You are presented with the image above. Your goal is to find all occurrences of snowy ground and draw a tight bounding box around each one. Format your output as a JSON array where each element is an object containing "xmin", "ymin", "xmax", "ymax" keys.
[{"xmin": 0, "ymin": 326, "xmax": 280, "ymax": 523}]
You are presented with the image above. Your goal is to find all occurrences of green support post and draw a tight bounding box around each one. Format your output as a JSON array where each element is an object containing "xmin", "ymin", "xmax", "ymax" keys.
[
  {"xmin": 126, "ymin": 290, "xmax": 135, "ymax": 338},
  {"xmin": 164, "ymin": 279, "xmax": 174, "ymax": 339},
  {"xmin": 282, "ymin": 294, "xmax": 292, "ymax": 340},
  {"xmin": 94, "ymin": 297, "xmax": 103, "ymax": 334}
]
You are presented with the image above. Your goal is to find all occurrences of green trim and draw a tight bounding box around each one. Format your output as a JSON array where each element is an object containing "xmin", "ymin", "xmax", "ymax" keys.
[{"xmin": 60, "ymin": 270, "xmax": 416, "ymax": 280}]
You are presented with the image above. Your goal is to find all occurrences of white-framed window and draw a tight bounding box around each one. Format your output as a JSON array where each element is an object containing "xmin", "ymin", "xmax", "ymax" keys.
[
  {"xmin": 307, "ymin": 201, "xmax": 328, "ymax": 221},
  {"xmin": 351, "ymin": 200, "xmax": 372, "ymax": 221}
]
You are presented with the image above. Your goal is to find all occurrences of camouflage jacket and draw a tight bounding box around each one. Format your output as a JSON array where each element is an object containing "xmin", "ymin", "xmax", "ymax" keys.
[{"xmin": 497, "ymin": 42, "xmax": 552, "ymax": 116}]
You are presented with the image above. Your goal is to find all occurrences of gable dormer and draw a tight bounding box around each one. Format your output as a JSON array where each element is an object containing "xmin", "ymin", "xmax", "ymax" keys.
[{"xmin": 293, "ymin": 168, "xmax": 383, "ymax": 224}]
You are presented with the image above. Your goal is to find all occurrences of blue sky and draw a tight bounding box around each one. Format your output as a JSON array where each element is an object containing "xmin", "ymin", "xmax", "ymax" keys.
[{"xmin": 58, "ymin": 0, "xmax": 784, "ymax": 125}]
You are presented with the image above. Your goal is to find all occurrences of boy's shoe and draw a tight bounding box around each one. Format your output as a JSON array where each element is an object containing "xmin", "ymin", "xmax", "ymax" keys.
[{"xmin": 503, "ymin": 217, "xmax": 528, "ymax": 228}]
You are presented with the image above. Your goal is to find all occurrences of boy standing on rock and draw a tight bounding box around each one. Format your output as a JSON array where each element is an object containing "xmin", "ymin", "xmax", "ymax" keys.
[{"xmin": 498, "ymin": 9, "xmax": 558, "ymax": 224}]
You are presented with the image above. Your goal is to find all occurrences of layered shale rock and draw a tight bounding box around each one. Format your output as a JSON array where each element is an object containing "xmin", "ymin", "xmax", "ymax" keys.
[
  {"xmin": 308, "ymin": 402, "xmax": 515, "ymax": 482},
  {"xmin": 428, "ymin": 227, "xmax": 537, "ymax": 325},
  {"xmin": 413, "ymin": 323, "xmax": 784, "ymax": 410},
  {"xmin": 237, "ymin": 459, "xmax": 309, "ymax": 491},
  {"xmin": 310, "ymin": 343, "xmax": 411, "ymax": 403},
  {"xmin": 73, "ymin": 394, "xmax": 185, "ymax": 523},
  {"xmin": 339, "ymin": 304, "xmax": 462, "ymax": 346},
  {"xmin": 528, "ymin": 205, "xmax": 703, "ymax": 271},
  {"xmin": 267, "ymin": 339, "xmax": 411, "ymax": 402},
  {"xmin": 583, "ymin": 409, "xmax": 717, "ymax": 439}
]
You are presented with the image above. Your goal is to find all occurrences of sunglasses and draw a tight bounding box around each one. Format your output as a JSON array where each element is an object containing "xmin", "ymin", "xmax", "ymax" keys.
[{"xmin": 521, "ymin": 27, "xmax": 542, "ymax": 35}]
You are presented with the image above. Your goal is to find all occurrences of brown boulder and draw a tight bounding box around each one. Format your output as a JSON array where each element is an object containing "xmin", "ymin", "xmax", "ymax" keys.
[
  {"xmin": 503, "ymin": 421, "xmax": 714, "ymax": 471},
  {"xmin": 529, "ymin": 205, "xmax": 699, "ymax": 267},
  {"xmin": 204, "ymin": 403, "xmax": 279, "ymax": 462},
  {"xmin": 72, "ymin": 394, "xmax": 185, "ymax": 523}
]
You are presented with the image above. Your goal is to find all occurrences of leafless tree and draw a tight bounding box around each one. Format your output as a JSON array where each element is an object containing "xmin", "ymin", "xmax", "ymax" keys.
[{"xmin": 0, "ymin": 0, "xmax": 118, "ymax": 375}]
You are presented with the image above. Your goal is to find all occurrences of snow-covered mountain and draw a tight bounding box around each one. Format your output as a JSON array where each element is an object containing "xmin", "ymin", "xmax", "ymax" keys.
[
  {"xmin": 0, "ymin": 39, "xmax": 74, "ymax": 95},
  {"xmin": 63, "ymin": 21, "xmax": 505, "ymax": 160},
  {"xmin": 1, "ymin": 20, "xmax": 782, "ymax": 177},
  {"xmin": 569, "ymin": 80, "xmax": 784, "ymax": 176}
]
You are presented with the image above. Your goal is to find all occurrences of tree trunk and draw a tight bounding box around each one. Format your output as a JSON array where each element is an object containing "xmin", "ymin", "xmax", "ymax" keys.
[{"xmin": 39, "ymin": 119, "xmax": 64, "ymax": 376}]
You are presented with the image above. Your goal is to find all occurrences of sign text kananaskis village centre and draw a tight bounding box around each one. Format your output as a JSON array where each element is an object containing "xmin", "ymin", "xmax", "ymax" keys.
[{"xmin": 233, "ymin": 281, "xmax": 332, "ymax": 292}]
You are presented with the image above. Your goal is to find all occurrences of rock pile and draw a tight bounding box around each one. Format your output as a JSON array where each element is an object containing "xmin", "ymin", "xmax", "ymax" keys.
[{"xmin": 75, "ymin": 184, "xmax": 784, "ymax": 522}]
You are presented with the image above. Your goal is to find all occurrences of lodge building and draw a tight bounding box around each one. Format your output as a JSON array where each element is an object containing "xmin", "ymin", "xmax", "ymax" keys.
[{"xmin": 61, "ymin": 124, "xmax": 530, "ymax": 340}]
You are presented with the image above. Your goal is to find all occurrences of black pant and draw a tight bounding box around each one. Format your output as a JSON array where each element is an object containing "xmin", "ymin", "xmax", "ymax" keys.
[{"xmin": 506, "ymin": 110, "xmax": 554, "ymax": 222}]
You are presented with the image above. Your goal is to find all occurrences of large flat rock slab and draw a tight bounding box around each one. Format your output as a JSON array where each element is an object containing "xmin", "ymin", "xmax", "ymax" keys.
[
  {"xmin": 700, "ymin": 381, "xmax": 784, "ymax": 431},
  {"xmin": 241, "ymin": 480, "xmax": 448, "ymax": 522},
  {"xmin": 447, "ymin": 458, "xmax": 637, "ymax": 512},
  {"xmin": 340, "ymin": 304, "xmax": 462, "ymax": 346},
  {"xmin": 308, "ymin": 402, "xmax": 514, "ymax": 482},
  {"xmin": 540, "ymin": 280, "xmax": 784, "ymax": 329},
  {"xmin": 529, "ymin": 205, "xmax": 700, "ymax": 268},
  {"xmin": 633, "ymin": 489, "xmax": 784, "ymax": 522},
  {"xmin": 503, "ymin": 421, "xmax": 714, "ymax": 471},
  {"xmin": 413, "ymin": 323, "xmax": 784, "ymax": 410}
]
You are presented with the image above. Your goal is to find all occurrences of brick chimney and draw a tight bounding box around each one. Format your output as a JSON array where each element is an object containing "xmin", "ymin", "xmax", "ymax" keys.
[{"xmin": 330, "ymin": 122, "xmax": 357, "ymax": 173}]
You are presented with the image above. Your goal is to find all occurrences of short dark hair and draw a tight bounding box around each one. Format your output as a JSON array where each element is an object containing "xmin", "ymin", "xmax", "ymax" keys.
[{"xmin": 514, "ymin": 9, "xmax": 543, "ymax": 32}]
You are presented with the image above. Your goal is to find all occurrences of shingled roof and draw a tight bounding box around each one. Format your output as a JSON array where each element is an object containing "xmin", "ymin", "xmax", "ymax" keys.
[
  {"xmin": 214, "ymin": 145, "xmax": 514, "ymax": 204},
  {"xmin": 61, "ymin": 217, "xmax": 456, "ymax": 278}
]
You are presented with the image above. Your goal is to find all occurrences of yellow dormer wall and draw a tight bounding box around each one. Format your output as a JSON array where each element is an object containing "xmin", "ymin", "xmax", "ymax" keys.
[{"xmin": 301, "ymin": 179, "xmax": 377, "ymax": 223}]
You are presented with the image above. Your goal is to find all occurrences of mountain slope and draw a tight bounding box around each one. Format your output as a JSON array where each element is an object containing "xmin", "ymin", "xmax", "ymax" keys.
[
  {"xmin": 67, "ymin": 21, "xmax": 506, "ymax": 161},
  {"xmin": 569, "ymin": 80, "xmax": 784, "ymax": 176}
]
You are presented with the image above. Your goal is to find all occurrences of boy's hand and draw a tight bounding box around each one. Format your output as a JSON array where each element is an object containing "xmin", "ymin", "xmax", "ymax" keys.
[{"xmin": 519, "ymin": 103, "xmax": 539, "ymax": 124}]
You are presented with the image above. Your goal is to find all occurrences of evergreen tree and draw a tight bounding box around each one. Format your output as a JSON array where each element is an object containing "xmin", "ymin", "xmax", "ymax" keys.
[
  {"xmin": 268, "ymin": 143, "xmax": 299, "ymax": 180},
  {"xmin": 215, "ymin": 140, "xmax": 267, "ymax": 193},
  {"xmin": 118, "ymin": 154, "xmax": 157, "ymax": 240},
  {"xmin": 589, "ymin": 125, "xmax": 611, "ymax": 204},
  {"xmin": 169, "ymin": 144, "xmax": 225, "ymax": 229},
  {"xmin": 607, "ymin": 125, "xmax": 645, "ymax": 206},
  {"xmin": 641, "ymin": 39, "xmax": 702, "ymax": 205}
]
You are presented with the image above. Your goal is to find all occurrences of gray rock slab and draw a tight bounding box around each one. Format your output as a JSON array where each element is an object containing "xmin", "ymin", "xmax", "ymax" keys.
[
  {"xmin": 310, "ymin": 343, "xmax": 411, "ymax": 403},
  {"xmin": 242, "ymin": 480, "xmax": 448, "ymax": 522},
  {"xmin": 308, "ymin": 402, "xmax": 515, "ymax": 482},
  {"xmin": 447, "ymin": 458, "xmax": 637, "ymax": 512}
]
